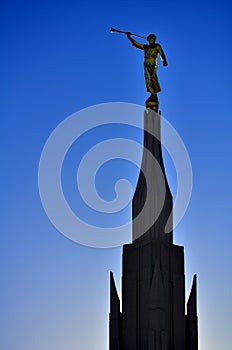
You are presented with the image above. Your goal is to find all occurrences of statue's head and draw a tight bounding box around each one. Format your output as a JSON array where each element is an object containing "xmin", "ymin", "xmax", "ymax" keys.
[{"xmin": 147, "ymin": 34, "xmax": 156, "ymax": 43}]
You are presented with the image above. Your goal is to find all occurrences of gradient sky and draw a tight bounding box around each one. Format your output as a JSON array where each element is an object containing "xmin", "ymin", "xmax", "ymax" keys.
[{"xmin": 1, "ymin": 0, "xmax": 232, "ymax": 349}]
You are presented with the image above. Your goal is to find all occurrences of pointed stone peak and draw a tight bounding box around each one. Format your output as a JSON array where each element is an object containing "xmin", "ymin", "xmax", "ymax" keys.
[
  {"xmin": 187, "ymin": 274, "xmax": 197, "ymax": 316},
  {"xmin": 110, "ymin": 271, "xmax": 120, "ymax": 314},
  {"xmin": 132, "ymin": 110, "xmax": 173, "ymax": 243}
]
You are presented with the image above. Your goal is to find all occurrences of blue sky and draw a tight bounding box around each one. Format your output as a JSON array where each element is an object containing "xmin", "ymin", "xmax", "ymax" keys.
[{"xmin": 1, "ymin": 0, "xmax": 232, "ymax": 349}]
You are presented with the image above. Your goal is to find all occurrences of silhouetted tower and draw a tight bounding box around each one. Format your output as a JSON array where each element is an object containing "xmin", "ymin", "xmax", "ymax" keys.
[{"xmin": 109, "ymin": 109, "xmax": 198, "ymax": 350}]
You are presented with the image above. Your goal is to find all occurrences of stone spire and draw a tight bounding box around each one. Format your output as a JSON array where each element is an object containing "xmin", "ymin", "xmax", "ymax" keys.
[
  {"xmin": 132, "ymin": 109, "xmax": 173, "ymax": 243},
  {"xmin": 109, "ymin": 109, "xmax": 198, "ymax": 350}
]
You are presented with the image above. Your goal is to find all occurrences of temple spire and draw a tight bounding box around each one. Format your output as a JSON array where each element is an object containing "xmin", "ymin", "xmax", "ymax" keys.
[
  {"xmin": 109, "ymin": 110, "xmax": 198, "ymax": 350},
  {"xmin": 132, "ymin": 109, "xmax": 173, "ymax": 242}
]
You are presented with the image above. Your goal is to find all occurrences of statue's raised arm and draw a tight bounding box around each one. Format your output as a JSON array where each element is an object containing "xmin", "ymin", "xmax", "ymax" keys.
[{"xmin": 126, "ymin": 32, "xmax": 144, "ymax": 50}]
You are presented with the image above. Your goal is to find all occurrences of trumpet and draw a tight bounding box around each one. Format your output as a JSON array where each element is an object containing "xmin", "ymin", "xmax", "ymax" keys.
[{"xmin": 110, "ymin": 27, "xmax": 146, "ymax": 39}]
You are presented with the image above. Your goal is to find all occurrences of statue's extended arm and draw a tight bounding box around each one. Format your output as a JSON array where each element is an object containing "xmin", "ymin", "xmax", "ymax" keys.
[
  {"xmin": 158, "ymin": 44, "xmax": 168, "ymax": 66},
  {"xmin": 127, "ymin": 33, "xmax": 144, "ymax": 50}
]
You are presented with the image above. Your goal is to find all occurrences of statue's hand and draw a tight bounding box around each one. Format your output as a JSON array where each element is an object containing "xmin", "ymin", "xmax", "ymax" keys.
[{"xmin": 163, "ymin": 61, "xmax": 168, "ymax": 67}]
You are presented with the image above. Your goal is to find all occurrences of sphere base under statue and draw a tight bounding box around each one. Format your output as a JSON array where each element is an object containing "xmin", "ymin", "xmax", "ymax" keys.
[{"xmin": 145, "ymin": 93, "xmax": 159, "ymax": 111}]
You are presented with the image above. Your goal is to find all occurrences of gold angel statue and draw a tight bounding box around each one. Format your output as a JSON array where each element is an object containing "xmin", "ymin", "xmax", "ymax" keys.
[{"xmin": 110, "ymin": 28, "xmax": 168, "ymax": 111}]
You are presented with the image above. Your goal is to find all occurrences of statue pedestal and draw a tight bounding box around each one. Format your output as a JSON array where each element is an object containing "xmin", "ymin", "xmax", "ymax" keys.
[{"xmin": 145, "ymin": 93, "xmax": 159, "ymax": 111}]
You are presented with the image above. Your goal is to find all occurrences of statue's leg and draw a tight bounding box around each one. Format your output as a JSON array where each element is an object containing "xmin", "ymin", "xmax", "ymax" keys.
[{"xmin": 151, "ymin": 71, "xmax": 161, "ymax": 94}]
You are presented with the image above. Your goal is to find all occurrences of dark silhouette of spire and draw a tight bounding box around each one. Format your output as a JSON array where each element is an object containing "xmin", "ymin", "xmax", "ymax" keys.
[{"xmin": 109, "ymin": 110, "xmax": 198, "ymax": 349}]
